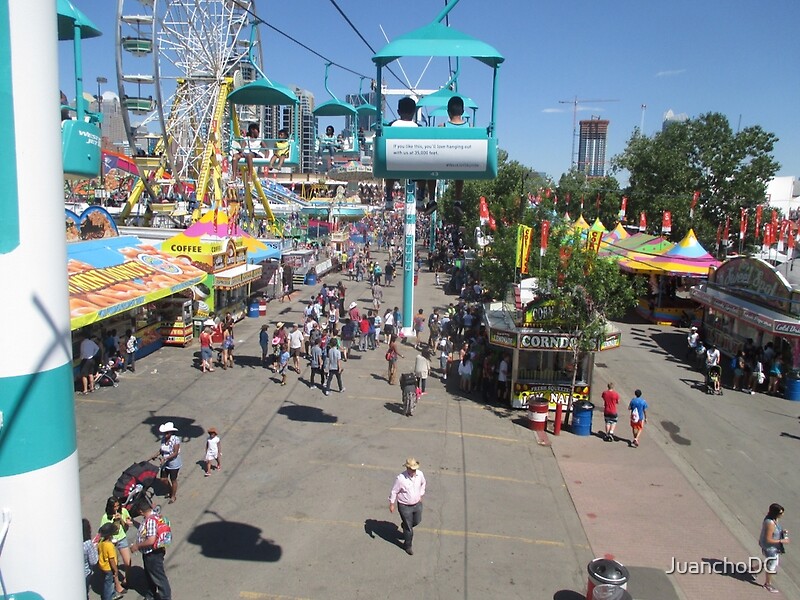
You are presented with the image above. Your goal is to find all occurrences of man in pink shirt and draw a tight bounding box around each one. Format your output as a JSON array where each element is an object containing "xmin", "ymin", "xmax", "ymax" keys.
[{"xmin": 389, "ymin": 457, "xmax": 427, "ymax": 555}]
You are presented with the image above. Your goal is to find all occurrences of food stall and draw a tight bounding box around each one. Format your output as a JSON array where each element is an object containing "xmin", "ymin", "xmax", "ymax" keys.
[
  {"xmin": 483, "ymin": 289, "xmax": 622, "ymax": 409},
  {"xmin": 161, "ymin": 211, "xmax": 267, "ymax": 320},
  {"xmin": 66, "ymin": 207, "xmax": 209, "ymax": 364},
  {"xmin": 691, "ymin": 256, "xmax": 800, "ymax": 399}
]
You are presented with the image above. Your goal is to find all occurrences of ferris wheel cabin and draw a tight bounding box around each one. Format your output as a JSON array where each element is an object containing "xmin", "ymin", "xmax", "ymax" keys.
[{"xmin": 371, "ymin": 5, "xmax": 503, "ymax": 182}]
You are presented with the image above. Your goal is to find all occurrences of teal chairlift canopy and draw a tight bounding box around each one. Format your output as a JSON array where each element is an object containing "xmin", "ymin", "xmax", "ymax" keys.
[
  {"xmin": 313, "ymin": 64, "xmax": 361, "ymax": 160},
  {"xmin": 228, "ymin": 78, "xmax": 301, "ymax": 168},
  {"xmin": 371, "ymin": 4, "xmax": 504, "ymax": 181},
  {"xmin": 58, "ymin": 0, "xmax": 103, "ymax": 179}
]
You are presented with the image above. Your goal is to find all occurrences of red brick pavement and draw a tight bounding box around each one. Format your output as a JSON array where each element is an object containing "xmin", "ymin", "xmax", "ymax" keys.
[{"xmin": 551, "ymin": 425, "xmax": 783, "ymax": 600}]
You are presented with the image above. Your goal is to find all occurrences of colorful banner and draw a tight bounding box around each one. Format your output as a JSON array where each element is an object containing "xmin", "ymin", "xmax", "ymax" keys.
[
  {"xmin": 618, "ymin": 196, "xmax": 627, "ymax": 221},
  {"xmin": 520, "ymin": 225, "xmax": 534, "ymax": 274},
  {"xmin": 690, "ymin": 190, "xmax": 700, "ymax": 219},
  {"xmin": 515, "ymin": 225, "xmax": 524, "ymax": 268},
  {"xmin": 739, "ymin": 208, "xmax": 747, "ymax": 241},
  {"xmin": 587, "ymin": 229, "xmax": 603, "ymax": 255},
  {"xmin": 662, "ymin": 211, "xmax": 672, "ymax": 234},
  {"xmin": 755, "ymin": 205, "xmax": 763, "ymax": 239},
  {"xmin": 638, "ymin": 211, "xmax": 647, "ymax": 232},
  {"xmin": 540, "ymin": 220, "xmax": 550, "ymax": 257},
  {"xmin": 479, "ymin": 196, "xmax": 489, "ymax": 224},
  {"xmin": 68, "ymin": 237, "xmax": 207, "ymax": 330}
]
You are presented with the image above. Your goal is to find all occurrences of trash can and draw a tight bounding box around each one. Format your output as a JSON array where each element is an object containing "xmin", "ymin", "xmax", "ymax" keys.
[
  {"xmin": 591, "ymin": 584, "xmax": 632, "ymax": 600},
  {"xmin": 785, "ymin": 377, "xmax": 800, "ymax": 401},
  {"xmin": 413, "ymin": 273, "xmax": 419, "ymax": 286},
  {"xmin": 247, "ymin": 301, "xmax": 260, "ymax": 318},
  {"xmin": 571, "ymin": 401, "xmax": 595, "ymax": 436},
  {"xmin": 259, "ymin": 297, "xmax": 267, "ymax": 316},
  {"xmin": 305, "ymin": 271, "xmax": 317, "ymax": 286},
  {"xmin": 527, "ymin": 397, "xmax": 549, "ymax": 432},
  {"xmin": 586, "ymin": 558, "xmax": 629, "ymax": 599}
]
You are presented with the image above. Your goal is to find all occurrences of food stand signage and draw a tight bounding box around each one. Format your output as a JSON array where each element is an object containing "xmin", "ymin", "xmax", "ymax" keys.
[
  {"xmin": 775, "ymin": 321, "xmax": 800, "ymax": 336},
  {"xmin": 712, "ymin": 257, "xmax": 791, "ymax": 311},
  {"xmin": 489, "ymin": 330, "xmax": 517, "ymax": 348},
  {"xmin": 519, "ymin": 333, "xmax": 577, "ymax": 350},
  {"xmin": 516, "ymin": 383, "xmax": 590, "ymax": 408},
  {"xmin": 600, "ymin": 333, "xmax": 621, "ymax": 351},
  {"xmin": 523, "ymin": 297, "xmax": 557, "ymax": 327}
]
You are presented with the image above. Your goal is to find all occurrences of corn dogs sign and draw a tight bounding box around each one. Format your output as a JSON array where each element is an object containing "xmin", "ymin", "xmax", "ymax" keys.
[{"xmin": 68, "ymin": 238, "xmax": 207, "ymax": 329}]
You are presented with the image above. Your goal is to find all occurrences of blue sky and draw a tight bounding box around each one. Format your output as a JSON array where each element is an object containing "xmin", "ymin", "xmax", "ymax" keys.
[{"xmin": 60, "ymin": 0, "xmax": 800, "ymax": 183}]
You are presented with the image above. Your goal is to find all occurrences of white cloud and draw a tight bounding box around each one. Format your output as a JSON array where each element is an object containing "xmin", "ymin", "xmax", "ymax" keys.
[
  {"xmin": 656, "ymin": 69, "xmax": 686, "ymax": 77},
  {"xmin": 541, "ymin": 108, "xmax": 564, "ymax": 113}
]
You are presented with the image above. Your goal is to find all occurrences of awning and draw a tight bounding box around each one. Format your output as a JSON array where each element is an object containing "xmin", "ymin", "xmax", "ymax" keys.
[
  {"xmin": 68, "ymin": 236, "xmax": 208, "ymax": 330},
  {"xmin": 691, "ymin": 283, "xmax": 800, "ymax": 337},
  {"xmin": 214, "ymin": 264, "xmax": 262, "ymax": 290}
]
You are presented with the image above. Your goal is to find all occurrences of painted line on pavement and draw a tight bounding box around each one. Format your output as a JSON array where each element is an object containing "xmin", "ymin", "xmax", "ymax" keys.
[
  {"xmin": 388, "ymin": 427, "xmax": 522, "ymax": 443},
  {"xmin": 75, "ymin": 396, "xmax": 117, "ymax": 404},
  {"xmin": 284, "ymin": 515, "xmax": 573, "ymax": 548},
  {"xmin": 309, "ymin": 459, "xmax": 541, "ymax": 486},
  {"xmin": 240, "ymin": 593, "xmax": 311, "ymax": 600}
]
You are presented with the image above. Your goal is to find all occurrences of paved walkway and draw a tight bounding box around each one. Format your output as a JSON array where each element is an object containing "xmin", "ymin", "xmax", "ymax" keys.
[{"xmin": 75, "ymin": 245, "xmax": 796, "ymax": 599}]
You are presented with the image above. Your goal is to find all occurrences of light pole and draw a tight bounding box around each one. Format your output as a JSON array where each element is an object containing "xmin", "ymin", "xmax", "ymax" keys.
[{"xmin": 95, "ymin": 76, "xmax": 107, "ymax": 112}]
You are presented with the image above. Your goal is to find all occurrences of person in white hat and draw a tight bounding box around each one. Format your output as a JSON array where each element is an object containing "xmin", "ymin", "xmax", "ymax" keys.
[
  {"xmin": 686, "ymin": 326, "xmax": 699, "ymax": 360},
  {"xmin": 389, "ymin": 457, "xmax": 426, "ymax": 555},
  {"xmin": 151, "ymin": 422, "xmax": 182, "ymax": 504}
]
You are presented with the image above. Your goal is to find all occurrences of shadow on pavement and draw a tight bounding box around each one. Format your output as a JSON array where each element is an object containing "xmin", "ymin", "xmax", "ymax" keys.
[
  {"xmin": 626, "ymin": 565, "xmax": 683, "ymax": 600},
  {"xmin": 277, "ymin": 404, "xmax": 338, "ymax": 423},
  {"xmin": 364, "ymin": 518, "xmax": 403, "ymax": 548},
  {"xmin": 143, "ymin": 415, "xmax": 205, "ymax": 442},
  {"xmin": 552, "ymin": 590, "xmax": 584, "ymax": 600},
  {"xmin": 660, "ymin": 420, "xmax": 692, "ymax": 446},
  {"xmin": 232, "ymin": 355, "xmax": 263, "ymax": 369},
  {"xmin": 383, "ymin": 402, "xmax": 405, "ymax": 415},
  {"xmin": 187, "ymin": 520, "xmax": 282, "ymax": 561},
  {"xmin": 700, "ymin": 558, "xmax": 759, "ymax": 584}
]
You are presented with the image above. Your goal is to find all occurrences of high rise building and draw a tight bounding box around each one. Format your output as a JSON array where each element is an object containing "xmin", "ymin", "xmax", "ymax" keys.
[
  {"xmin": 345, "ymin": 90, "xmax": 381, "ymax": 134},
  {"xmin": 577, "ymin": 117, "xmax": 609, "ymax": 177},
  {"xmin": 91, "ymin": 92, "xmax": 128, "ymax": 152},
  {"xmin": 662, "ymin": 108, "xmax": 688, "ymax": 132},
  {"xmin": 288, "ymin": 86, "xmax": 316, "ymax": 173}
]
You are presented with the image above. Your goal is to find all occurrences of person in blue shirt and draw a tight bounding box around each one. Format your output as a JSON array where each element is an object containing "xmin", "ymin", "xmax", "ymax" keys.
[{"xmin": 628, "ymin": 389, "xmax": 648, "ymax": 448}]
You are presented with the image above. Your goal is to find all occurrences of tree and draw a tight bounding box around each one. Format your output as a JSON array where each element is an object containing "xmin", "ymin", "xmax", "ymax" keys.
[
  {"xmin": 538, "ymin": 228, "xmax": 643, "ymax": 419},
  {"xmin": 555, "ymin": 169, "xmax": 623, "ymax": 226},
  {"xmin": 612, "ymin": 113, "xmax": 780, "ymax": 247}
]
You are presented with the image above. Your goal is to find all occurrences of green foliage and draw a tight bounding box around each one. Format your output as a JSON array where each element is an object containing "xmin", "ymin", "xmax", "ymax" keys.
[
  {"xmin": 555, "ymin": 169, "xmax": 623, "ymax": 226},
  {"xmin": 612, "ymin": 112, "xmax": 780, "ymax": 248}
]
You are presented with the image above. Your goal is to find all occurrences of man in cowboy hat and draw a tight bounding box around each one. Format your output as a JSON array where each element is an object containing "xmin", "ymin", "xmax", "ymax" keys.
[{"xmin": 389, "ymin": 457, "xmax": 427, "ymax": 555}]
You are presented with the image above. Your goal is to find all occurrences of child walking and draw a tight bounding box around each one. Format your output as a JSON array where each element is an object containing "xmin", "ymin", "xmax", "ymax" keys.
[
  {"xmin": 204, "ymin": 428, "xmax": 221, "ymax": 476},
  {"xmin": 97, "ymin": 523, "xmax": 124, "ymax": 600}
]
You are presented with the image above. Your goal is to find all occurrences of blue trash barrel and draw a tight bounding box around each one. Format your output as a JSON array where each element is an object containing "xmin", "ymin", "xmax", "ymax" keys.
[
  {"xmin": 785, "ymin": 377, "xmax": 800, "ymax": 401},
  {"xmin": 571, "ymin": 401, "xmax": 595, "ymax": 436},
  {"xmin": 247, "ymin": 301, "xmax": 260, "ymax": 318},
  {"xmin": 305, "ymin": 271, "xmax": 317, "ymax": 286}
]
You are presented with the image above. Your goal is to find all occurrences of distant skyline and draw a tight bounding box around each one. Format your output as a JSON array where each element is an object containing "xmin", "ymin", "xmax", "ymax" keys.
[{"xmin": 59, "ymin": 0, "xmax": 800, "ymax": 184}]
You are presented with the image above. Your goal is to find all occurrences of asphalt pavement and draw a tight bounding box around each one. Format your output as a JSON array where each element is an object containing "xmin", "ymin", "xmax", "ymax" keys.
[{"xmin": 76, "ymin": 246, "xmax": 800, "ymax": 600}]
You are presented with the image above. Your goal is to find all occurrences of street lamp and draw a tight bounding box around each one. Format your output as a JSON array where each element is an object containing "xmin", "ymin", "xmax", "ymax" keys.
[{"xmin": 96, "ymin": 76, "xmax": 107, "ymax": 112}]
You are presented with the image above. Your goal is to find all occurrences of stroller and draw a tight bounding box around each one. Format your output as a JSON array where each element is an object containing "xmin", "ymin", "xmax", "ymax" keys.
[
  {"xmin": 400, "ymin": 372, "xmax": 419, "ymax": 417},
  {"xmin": 112, "ymin": 461, "xmax": 159, "ymax": 517},
  {"xmin": 706, "ymin": 365, "xmax": 723, "ymax": 395},
  {"xmin": 94, "ymin": 360, "xmax": 120, "ymax": 387}
]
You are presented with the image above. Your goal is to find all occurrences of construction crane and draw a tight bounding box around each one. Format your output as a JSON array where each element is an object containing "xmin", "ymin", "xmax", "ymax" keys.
[{"xmin": 558, "ymin": 96, "xmax": 619, "ymax": 168}]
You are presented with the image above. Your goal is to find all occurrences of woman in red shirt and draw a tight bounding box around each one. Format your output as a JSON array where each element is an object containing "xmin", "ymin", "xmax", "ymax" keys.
[{"xmin": 199, "ymin": 326, "xmax": 214, "ymax": 372}]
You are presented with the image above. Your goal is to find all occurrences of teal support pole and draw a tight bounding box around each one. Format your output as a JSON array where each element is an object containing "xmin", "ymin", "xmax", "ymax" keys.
[{"xmin": 402, "ymin": 180, "xmax": 415, "ymax": 333}]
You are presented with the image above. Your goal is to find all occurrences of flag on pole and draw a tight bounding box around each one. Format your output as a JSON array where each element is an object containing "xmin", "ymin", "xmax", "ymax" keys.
[
  {"xmin": 520, "ymin": 226, "xmax": 534, "ymax": 274},
  {"xmin": 515, "ymin": 225, "xmax": 524, "ymax": 268},
  {"xmin": 690, "ymin": 190, "xmax": 699, "ymax": 219},
  {"xmin": 755, "ymin": 205, "xmax": 763, "ymax": 239},
  {"xmin": 723, "ymin": 217, "xmax": 730, "ymax": 247},
  {"xmin": 478, "ymin": 196, "xmax": 489, "ymax": 224},
  {"xmin": 565, "ymin": 192, "xmax": 571, "ymax": 207},
  {"xmin": 580, "ymin": 196, "xmax": 584, "ymax": 213},
  {"xmin": 662, "ymin": 211, "xmax": 672, "ymax": 234},
  {"xmin": 619, "ymin": 196, "xmax": 627, "ymax": 221},
  {"xmin": 739, "ymin": 208, "xmax": 747, "ymax": 241},
  {"xmin": 540, "ymin": 220, "xmax": 550, "ymax": 257},
  {"xmin": 638, "ymin": 211, "xmax": 646, "ymax": 232},
  {"xmin": 789, "ymin": 223, "xmax": 796, "ymax": 253},
  {"xmin": 595, "ymin": 193, "xmax": 601, "ymax": 213},
  {"xmin": 488, "ymin": 213, "xmax": 497, "ymax": 231},
  {"xmin": 716, "ymin": 223, "xmax": 722, "ymax": 254}
]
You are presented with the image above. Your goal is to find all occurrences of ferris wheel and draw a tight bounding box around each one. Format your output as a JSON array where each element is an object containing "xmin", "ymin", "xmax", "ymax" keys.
[{"xmin": 115, "ymin": 0, "xmax": 262, "ymax": 211}]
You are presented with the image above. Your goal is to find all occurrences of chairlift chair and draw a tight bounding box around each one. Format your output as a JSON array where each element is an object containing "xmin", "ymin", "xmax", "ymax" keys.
[{"xmin": 371, "ymin": 0, "xmax": 503, "ymax": 181}]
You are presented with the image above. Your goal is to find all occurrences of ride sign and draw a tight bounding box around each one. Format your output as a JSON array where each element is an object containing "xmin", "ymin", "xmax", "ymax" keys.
[{"xmin": 386, "ymin": 139, "xmax": 488, "ymax": 173}]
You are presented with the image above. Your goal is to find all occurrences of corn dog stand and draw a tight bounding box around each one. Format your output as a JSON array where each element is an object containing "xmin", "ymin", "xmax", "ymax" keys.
[{"xmin": 483, "ymin": 286, "xmax": 622, "ymax": 409}]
